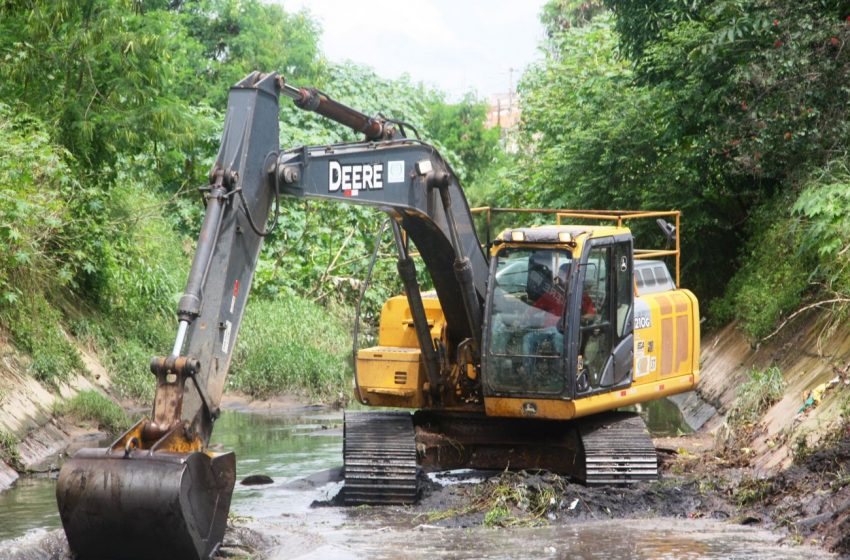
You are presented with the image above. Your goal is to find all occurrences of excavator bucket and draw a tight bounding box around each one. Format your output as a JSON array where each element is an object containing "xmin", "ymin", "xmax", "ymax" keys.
[{"xmin": 55, "ymin": 420, "xmax": 236, "ymax": 560}]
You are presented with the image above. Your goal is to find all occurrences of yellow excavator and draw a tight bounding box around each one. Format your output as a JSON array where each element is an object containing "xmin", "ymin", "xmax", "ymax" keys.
[{"xmin": 55, "ymin": 72, "xmax": 700, "ymax": 558}]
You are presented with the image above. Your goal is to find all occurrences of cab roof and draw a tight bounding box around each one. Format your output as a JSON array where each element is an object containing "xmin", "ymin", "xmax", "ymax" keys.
[{"xmin": 494, "ymin": 224, "xmax": 630, "ymax": 244}]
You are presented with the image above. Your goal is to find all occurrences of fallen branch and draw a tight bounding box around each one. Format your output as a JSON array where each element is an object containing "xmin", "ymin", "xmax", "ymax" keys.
[{"xmin": 760, "ymin": 298, "xmax": 850, "ymax": 344}]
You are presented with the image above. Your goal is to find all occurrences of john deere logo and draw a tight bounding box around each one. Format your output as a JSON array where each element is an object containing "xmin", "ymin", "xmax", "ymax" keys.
[{"xmin": 521, "ymin": 402, "xmax": 538, "ymax": 416}]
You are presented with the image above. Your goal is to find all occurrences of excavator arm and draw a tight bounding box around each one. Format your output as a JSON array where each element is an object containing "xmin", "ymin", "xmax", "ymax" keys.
[{"xmin": 56, "ymin": 71, "xmax": 488, "ymax": 559}]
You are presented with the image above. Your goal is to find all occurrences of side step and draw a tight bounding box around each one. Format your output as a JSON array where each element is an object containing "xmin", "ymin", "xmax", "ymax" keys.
[
  {"xmin": 342, "ymin": 411, "xmax": 418, "ymax": 505},
  {"xmin": 578, "ymin": 412, "xmax": 658, "ymax": 485}
]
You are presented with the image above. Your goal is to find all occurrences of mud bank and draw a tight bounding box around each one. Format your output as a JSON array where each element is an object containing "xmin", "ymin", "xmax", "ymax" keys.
[{"xmin": 685, "ymin": 315, "xmax": 850, "ymax": 557}]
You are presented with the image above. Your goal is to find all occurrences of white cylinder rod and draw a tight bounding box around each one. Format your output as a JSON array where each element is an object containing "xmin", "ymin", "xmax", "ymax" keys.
[{"xmin": 171, "ymin": 320, "xmax": 189, "ymax": 357}]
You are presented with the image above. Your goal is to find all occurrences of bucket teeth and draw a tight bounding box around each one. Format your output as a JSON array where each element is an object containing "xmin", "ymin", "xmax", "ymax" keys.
[{"xmin": 56, "ymin": 449, "xmax": 235, "ymax": 560}]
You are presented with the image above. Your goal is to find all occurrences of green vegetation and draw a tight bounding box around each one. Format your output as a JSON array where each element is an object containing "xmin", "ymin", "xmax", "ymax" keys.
[
  {"xmin": 424, "ymin": 471, "xmax": 564, "ymax": 527},
  {"xmin": 0, "ymin": 429, "xmax": 21, "ymax": 469},
  {"xmin": 3, "ymin": 0, "xmax": 849, "ymax": 404},
  {"xmin": 474, "ymin": 0, "xmax": 850, "ymax": 338},
  {"xmin": 733, "ymin": 476, "xmax": 776, "ymax": 507},
  {"xmin": 54, "ymin": 391, "xmax": 130, "ymax": 436},
  {"xmin": 709, "ymin": 199, "xmax": 814, "ymax": 339},
  {"xmin": 0, "ymin": 1, "xmax": 497, "ymax": 401},
  {"xmin": 717, "ymin": 365, "xmax": 785, "ymax": 460},
  {"xmin": 728, "ymin": 366, "xmax": 786, "ymax": 428},
  {"xmin": 229, "ymin": 296, "xmax": 351, "ymax": 399}
]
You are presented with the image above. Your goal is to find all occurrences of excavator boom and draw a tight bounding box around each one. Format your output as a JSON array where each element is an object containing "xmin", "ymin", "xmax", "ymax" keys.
[
  {"xmin": 55, "ymin": 71, "xmax": 490, "ymax": 559},
  {"xmin": 57, "ymin": 72, "xmax": 282, "ymax": 560}
]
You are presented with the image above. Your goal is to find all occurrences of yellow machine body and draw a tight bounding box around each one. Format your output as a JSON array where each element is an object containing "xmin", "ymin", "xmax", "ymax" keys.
[
  {"xmin": 483, "ymin": 288, "xmax": 700, "ymax": 420},
  {"xmin": 356, "ymin": 295, "xmax": 447, "ymax": 408},
  {"xmin": 354, "ymin": 223, "xmax": 700, "ymax": 421}
]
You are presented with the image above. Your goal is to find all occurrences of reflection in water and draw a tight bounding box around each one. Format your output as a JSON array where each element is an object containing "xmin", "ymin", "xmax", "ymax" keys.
[
  {"xmin": 633, "ymin": 397, "xmax": 694, "ymax": 437},
  {"xmin": 208, "ymin": 408, "xmax": 343, "ymax": 516},
  {"xmin": 0, "ymin": 476, "xmax": 60, "ymax": 540},
  {"xmin": 0, "ymin": 408, "xmax": 344, "ymax": 542}
]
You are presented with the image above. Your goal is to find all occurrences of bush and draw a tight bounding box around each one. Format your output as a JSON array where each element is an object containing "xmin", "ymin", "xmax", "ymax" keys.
[
  {"xmin": 712, "ymin": 161, "xmax": 850, "ymax": 339},
  {"xmin": 90, "ymin": 168, "xmax": 187, "ymax": 322},
  {"xmin": 716, "ymin": 365, "xmax": 785, "ymax": 463},
  {"xmin": 0, "ymin": 429, "xmax": 21, "ymax": 468},
  {"xmin": 55, "ymin": 390, "xmax": 130, "ymax": 436},
  {"xmin": 727, "ymin": 365, "xmax": 785, "ymax": 428},
  {"xmin": 794, "ymin": 161, "xmax": 850, "ymax": 298},
  {"xmin": 6, "ymin": 294, "xmax": 83, "ymax": 386},
  {"xmin": 229, "ymin": 295, "xmax": 352, "ymax": 399},
  {"xmin": 0, "ymin": 105, "xmax": 90, "ymax": 385},
  {"xmin": 710, "ymin": 197, "xmax": 813, "ymax": 339}
]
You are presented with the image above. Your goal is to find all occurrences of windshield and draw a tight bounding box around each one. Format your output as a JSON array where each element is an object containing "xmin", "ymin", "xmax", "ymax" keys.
[{"xmin": 485, "ymin": 248, "xmax": 573, "ymax": 395}]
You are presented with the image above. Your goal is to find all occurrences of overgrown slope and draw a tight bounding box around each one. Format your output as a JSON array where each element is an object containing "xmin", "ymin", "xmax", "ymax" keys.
[{"xmin": 0, "ymin": 0, "xmax": 498, "ymax": 404}]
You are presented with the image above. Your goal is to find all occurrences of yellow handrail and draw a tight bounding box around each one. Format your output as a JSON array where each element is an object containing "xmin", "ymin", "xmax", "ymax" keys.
[{"xmin": 468, "ymin": 207, "xmax": 682, "ymax": 288}]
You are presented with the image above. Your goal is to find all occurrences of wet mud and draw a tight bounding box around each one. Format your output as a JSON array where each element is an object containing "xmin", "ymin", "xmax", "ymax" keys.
[{"xmin": 0, "ymin": 523, "xmax": 272, "ymax": 560}]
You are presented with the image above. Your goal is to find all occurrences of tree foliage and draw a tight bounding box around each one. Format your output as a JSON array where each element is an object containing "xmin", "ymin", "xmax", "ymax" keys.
[
  {"xmin": 505, "ymin": 0, "xmax": 850, "ymax": 334},
  {"xmin": 0, "ymin": 0, "xmax": 495, "ymax": 397}
]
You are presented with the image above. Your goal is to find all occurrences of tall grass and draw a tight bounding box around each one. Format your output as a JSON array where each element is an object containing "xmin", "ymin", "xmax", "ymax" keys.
[
  {"xmin": 0, "ymin": 429, "xmax": 21, "ymax": 468},
  {"xmin": 229, "ymin": 295, "xmax": 352, "ymax": 399},
  {"xmin": 54, "ymin": 390, "xmax": 130, "ymax": 435},
  {"xmin": 727, "ymin": 365, "xmax": 785, "ymax": 428}
]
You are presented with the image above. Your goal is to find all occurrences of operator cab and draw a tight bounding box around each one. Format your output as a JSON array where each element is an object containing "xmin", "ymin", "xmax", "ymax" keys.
[{"xmin": 482, "ymin": 226, "xmax": 635, "ymax": 401}]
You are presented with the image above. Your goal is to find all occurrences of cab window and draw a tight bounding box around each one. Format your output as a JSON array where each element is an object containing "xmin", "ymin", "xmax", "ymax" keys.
[{"xmin": 486, "ymin": 248, "xmax": 572, "ymax": 395}]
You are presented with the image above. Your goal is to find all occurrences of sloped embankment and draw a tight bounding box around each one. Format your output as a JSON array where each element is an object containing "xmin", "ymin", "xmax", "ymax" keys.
[
  {"xmin": 698, "ymin": 314, "xmax": 850, "ymax": 553},
  {"xmin": 0, "ymin": 330, "xmax": 114, "ymax": 490},
  {"xmin": 700, "ymin": 314, "xmax": 850, "ymax": 469}
]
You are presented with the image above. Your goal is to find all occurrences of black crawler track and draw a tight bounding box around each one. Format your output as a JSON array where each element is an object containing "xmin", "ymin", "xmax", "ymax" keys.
[{"xmin": 342, "ymin": 411, "xmax": 419, "ymax": 505}]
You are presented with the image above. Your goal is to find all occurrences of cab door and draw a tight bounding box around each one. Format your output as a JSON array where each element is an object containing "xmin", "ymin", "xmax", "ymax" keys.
[{"xmin": 575, "ymin": 237, "xmax": 634, "ymax": 394}]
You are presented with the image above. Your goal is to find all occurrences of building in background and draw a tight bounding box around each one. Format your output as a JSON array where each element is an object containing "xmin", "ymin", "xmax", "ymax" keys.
[{"xmin": 486, "ymin": 91, "xmax": 521, "ymax": 153}]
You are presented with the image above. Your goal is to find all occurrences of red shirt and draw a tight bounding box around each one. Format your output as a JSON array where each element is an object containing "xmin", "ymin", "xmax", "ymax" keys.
[
  {"xmin": 533, "ymin": 289, "xmax": 596, "ymax": 327},
  {"xmin": 534, "ymin": 289, "xmax": 566, "ymax": 327}
]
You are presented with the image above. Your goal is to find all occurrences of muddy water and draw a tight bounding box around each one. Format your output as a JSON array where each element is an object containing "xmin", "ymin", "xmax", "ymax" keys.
[
  {"xmin": 633, "ymin": 397, "xmax": 693, "ymax": 437},
  {"xmin": 0, "ymin": 399, "xmax": 831, "ymax": 558},
  {"xmin": 209, "ymin": 406, "xmax": 344, "ymax": 517},
  {"xmin": 0, "ymin": 476, "xmax": 61, "ymax": 541},
  {"xmin": 307, "ymin": 519, "xmax": 828, "ymax": 560}
]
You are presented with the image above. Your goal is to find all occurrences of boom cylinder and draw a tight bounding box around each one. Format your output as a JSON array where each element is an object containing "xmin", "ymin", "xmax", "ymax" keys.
[
  {"xmin": 432, "ymin": 172, "xmax": 483, "ymax": 354},
  {"xmin": 176, "ymin": 180, "xmax": 228, "ymax": 326},
  {"xmin": 280, "ymin": 82, "xmax": 386, "ymax": 141}
]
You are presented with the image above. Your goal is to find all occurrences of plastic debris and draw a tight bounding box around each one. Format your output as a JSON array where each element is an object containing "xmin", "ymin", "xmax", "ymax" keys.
[{"xmin": 797, "ymin": 376, "xmax": 842, "ymax": 414}]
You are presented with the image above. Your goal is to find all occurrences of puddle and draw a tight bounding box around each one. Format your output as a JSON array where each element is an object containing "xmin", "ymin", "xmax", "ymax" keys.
[{"xmin": 635, "ymin": 397, "xmax": 695, "ymax": 437}]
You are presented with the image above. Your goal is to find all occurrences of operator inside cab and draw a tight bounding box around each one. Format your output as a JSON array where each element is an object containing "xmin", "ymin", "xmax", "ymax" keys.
[
  {"xmin": 528, "ymin": 263, "xmax": 597, "ymax": 331},
  {"xmin": 487, "ymin": 248, "xmax": 574, "ymax": 394}
]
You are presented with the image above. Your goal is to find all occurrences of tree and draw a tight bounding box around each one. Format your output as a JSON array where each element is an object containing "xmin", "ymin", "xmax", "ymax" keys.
[
  {"xmin": 423, "ymin": 96, "xmax": 501, "ymax": 184},
  {"xmin": 0, "ymin": 0, "xmax": 204, "ymax": 170}
]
